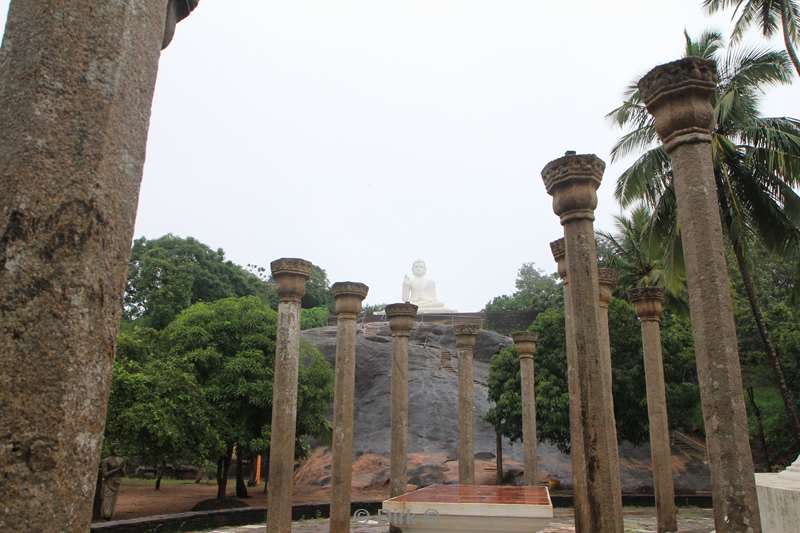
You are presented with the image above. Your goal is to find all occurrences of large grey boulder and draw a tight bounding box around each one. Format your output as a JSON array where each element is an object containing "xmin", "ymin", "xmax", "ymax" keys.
[{"xmin": 301, "ymin": 322, "xmax": 710, "ymax": 492}]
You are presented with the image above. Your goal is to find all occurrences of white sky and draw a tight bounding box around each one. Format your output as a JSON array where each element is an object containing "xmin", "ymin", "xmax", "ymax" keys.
[{"xmin": 1, "ymin": 1, "xmax": 796, "ymax": 311}]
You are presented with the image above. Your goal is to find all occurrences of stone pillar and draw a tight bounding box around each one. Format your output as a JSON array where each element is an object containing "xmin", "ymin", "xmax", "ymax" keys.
[
  {"xmin": 542, "ymin": 154, "xmax": 623, "ymax": 532},
  {"xmin": 630, "ymin": 288, "xmax": 678, "ymax": 533},
  {"xmin": 0, "ymin": 2, "xmax": 196, "ymax": 531},
  {"xmin": 329, "ymin": 282, "xmax": 369, "ymax": 533},
  {"xmin": 512, "ymin": 332, "xmax": 539, "ymax": 486},
  {"xmin": 550, "ymin": 238, "xmax": 590, "ymax": 529},
  {"xmin": 455, "ymin": 323, "xmax": 479, "ymax": 485},
  {"xmin": 386, "ymin": 303, "xmax": 418, "ymax": 498},
  {"xmin": 597, "ymin": 268, "xmax": 624, "ymax": 519},
  {"xmin": 639, "ymin": 57, "xmax": 761, "ymax": 532},
  {"xmin": 266, "ymin": 258, "xmax": 312, "ymax": 533}
]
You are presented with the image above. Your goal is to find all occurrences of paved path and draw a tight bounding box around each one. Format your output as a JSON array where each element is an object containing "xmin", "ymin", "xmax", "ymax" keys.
[{"xmin": 203, "ymin": 507, "xmax": 715, "ymax": 532}]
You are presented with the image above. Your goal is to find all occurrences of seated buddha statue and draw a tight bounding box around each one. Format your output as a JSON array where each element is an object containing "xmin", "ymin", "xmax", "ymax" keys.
[{"xmin": 402, "ymin": 260, "xmax": 456, "ymax": 314}]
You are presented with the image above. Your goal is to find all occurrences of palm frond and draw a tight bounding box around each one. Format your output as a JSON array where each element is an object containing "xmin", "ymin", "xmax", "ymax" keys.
[{"xmin": 613, "ymin": 147, "xmax": 671, "ymax": 207}]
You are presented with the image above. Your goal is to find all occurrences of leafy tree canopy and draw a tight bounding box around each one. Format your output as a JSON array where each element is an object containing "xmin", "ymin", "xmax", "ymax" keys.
[{"xmin": 124, "ymin": 235, "xmax": 273, "ymax": 329}]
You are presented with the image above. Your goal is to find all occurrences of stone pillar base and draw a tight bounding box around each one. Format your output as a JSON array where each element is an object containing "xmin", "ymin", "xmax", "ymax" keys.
[{"xmin": 756, "ymin": 473, "xmax": 800, "ymax": 532}]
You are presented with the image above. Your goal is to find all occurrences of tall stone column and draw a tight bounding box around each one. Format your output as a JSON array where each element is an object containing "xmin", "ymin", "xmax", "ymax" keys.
[
  {"xmin": 0, "ymin": 2, "xmax": 196, "ymax": 531},
  {"xmin": 512, "ymin": 332, "xmax": 539, "ymax": 486},
  {"xmin": 542, "ymin": 153, "xmax": 623, "ymax": 532},
  {"xmin": 550, "ymin": 238, "xmax": 590, "ymax": 530},
  {"xmin": 266, "ymin": 258, "xmax": 312, "ymax": 533},
  {"xmin": 597, "ymin": 268, "xmax": 624, "ymax": 518},
  {"xmin": 329, "ymin": 282, "xmax": 369, "ymax": 533},
  {"xmin": 386, "ymin": 303, "xmax": 418, "ymax": 498},
  {"xmin": 455, "ymin": 323, "xmax": 479, "ymax": 485},
  {"xmin": 630, "ymin": 288, "xmax": 677, "ymax": 533},
  {"xmin": 639, "ymin": 58, "xmax": 761, "ymax": 532}
]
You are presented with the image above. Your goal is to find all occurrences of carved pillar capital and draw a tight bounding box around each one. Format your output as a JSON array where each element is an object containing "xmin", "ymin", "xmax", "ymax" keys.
[
  {"xmin": 386, "ymin": 303, "xmax": 418, "ymax": 336},
  {"xmin": 550, "ymin": 238, "xmax": 567, "ymax": 281},
  {"xmin": 512, "ymin": 331, "xmax": 538, "ymax": 360},
  {"xmin": 331, "ymin": 282, "xmax": 368, "ymax": 320},
  {"xmin": 542, "ymin": 153, "xmax": 605, "ymax": 224},
  {"xmin": 638, "ymin": 57, "xmax": 717, "ymax": 153},
  {"xmin": 597, "ymin": 268, "xmax": 618, "ymax": 307},
  {"xmin": 630, "ymin": 287, "xmax": 665, "ymax": 322},
  {"xmin": 270, "ymin": 258, "xmax": 312, "ymax": 303},
  {"xmin": 454, "ymin": 324, "xmax": 480, "ymax": 347}
]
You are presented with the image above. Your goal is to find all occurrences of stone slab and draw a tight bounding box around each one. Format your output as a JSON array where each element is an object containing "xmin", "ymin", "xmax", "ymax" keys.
[
  {"xmin": 383, "ymin": 485, "xmax": 554, "ymax": 532},
  {"xmin": 756, "ymin": 473, "xmax": 800, "ymax": 533}
]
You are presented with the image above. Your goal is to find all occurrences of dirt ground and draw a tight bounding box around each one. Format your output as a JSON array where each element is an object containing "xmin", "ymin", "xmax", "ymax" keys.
[{"xmin": 113, "ymin": 479, "xmax": 388, "ymax": 520}]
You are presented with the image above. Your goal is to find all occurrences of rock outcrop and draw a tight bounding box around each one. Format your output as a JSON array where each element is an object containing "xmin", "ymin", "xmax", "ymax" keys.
[{"xmin": 300, "ymin": 322, "xmax": 710, "ymax": 492}]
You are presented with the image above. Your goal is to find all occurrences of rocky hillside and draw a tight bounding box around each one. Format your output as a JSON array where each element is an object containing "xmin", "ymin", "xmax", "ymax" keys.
[{"xmin": 300, "ymin": 322, "xmax": 710, "ymax": 493}]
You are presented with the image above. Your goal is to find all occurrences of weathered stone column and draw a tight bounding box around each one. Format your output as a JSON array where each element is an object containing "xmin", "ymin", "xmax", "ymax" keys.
[
  {"xmin": 455, "ymin": 323, "xmax": 479, "ymax": 484},
  {"xmin": 329, "ymin": 282, "xmax": 369, "ymax": 533},
  {"xmin": 266, "ymin": 258, "xmax": 312, "ymax": 533},
  {"xmin": 512, "ymin": 332, "xmax": 539, "ymax": 486},
  {"xmin": 630, "ymin": 288, "xmax": 677, "ymax": 533},
  {"xmin": 542, "ymin": 154, "xmax": 623, "ymax": 532},
  {"xmin": 639, "ymin": 58, "xmax": 761, "ymax": 532},
  {"xmin": 597, "ymin": 268, "xmax": 624, "ymax": 518},
  {"xmin": 550, "ymin": 238, "xmax": 590, "ymax": 529},
  {"xmin": 386, "ymin": 303, "xmax": 418, "ymax": 498},
  {"xmin": 0, "ymin": 2, "xmax": 196, "ymax": 531}
]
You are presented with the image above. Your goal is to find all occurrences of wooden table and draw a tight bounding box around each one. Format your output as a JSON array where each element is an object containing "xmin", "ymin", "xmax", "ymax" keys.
[{"xmin": 381, "ymin": 485, "xmax": 554, "ymax": 532}]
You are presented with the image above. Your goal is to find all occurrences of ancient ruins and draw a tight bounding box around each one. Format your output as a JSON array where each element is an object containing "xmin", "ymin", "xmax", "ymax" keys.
[{"xmin": 1, "ymin": 2, "xmax": 793, "ymax": 533}]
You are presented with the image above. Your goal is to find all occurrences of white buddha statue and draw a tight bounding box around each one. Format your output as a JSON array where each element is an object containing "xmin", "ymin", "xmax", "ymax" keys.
[{"xmin": 402, "ymin": 260, "xmax": 456, "ymax": 314}]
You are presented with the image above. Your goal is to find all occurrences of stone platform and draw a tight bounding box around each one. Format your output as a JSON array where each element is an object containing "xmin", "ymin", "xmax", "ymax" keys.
[
  {"xmin": 202, "ymin": 507, "xmax": 715, "ymax": 532},
  {"xmin": 382, "ymin": 485, "xmax": 554, "ymax": 532}
]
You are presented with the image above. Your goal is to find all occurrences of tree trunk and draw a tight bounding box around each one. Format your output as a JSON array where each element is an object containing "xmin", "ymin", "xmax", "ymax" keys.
[
  {"xmin": 155, "ymin": 464, "xmax": 163, "ymax": 491},
  {"xmin": 217, "ymin": 445, "xmax": 233, "ymax": 500},
  {"xmin": 747, "ymin": 387, "xmax": 772, "ymax": 471},
  {"xmin": 732, "ymin": 241, "xmax": 800, "ymax": 444},
  {"xmin": 782, "ymin": 6, "xmax": 800, "ymax": 77},
  {"xmin": 235, "ymin": 447, "xmax": 248, "ymax": 498},
  {"xmin": 495, "ymin": 431, "xmax": 504, "ymax": 485}
]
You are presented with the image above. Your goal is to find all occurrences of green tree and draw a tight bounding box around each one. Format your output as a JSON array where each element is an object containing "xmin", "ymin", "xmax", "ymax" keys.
[
  {"xmin": 704, "ymin": 0, "xmax": 800, "ymax": 75},
  {"xmin": 104, "ymin": 357, "xmax": 219, "ymax": 490},
  {"xmin": 300, "ymin": 307, "xmax": 330, "ymax": 330},
  {"xmin": 608, "ymin": 30, "xmax": 800, "ymax": 442},
  {"xmin": 125, "ymin": 235, "xmax": 271, "ymax": 328},
  {"xmin": 162, "ymin": 296, "xmax": 333, "ymax": 499},
  {"xmin": 484, "ymin": 263, "xmax": 563, "ymax": 332},
  {"xmin": 487, "ymin": 301, "xmax": 700, "ymax": 451},
  {"xmin": 597, "ymin": 206, "xmax": 686, "ymax": 302}
]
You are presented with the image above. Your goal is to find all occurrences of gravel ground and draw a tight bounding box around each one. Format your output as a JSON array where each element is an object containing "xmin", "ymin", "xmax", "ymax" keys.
[{"xmin": 202, "ymin": 507, "xmax": 715, "ymax": 532}]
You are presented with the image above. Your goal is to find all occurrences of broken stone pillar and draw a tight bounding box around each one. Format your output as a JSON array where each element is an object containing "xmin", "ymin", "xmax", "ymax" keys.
[
  {"xmin": 542, "ymin": 153, "xmax": 623, "ymax": 533},
  {"xmin": 597, "ymin": 268, "xmax": 624, "ymax": 518},
  {"xmin": 266, "ymin": 258, "xmax": 312, "ymax": 533},
  {"xmin": 630, "ymin": 287, "xmax": 677, "ymax": 533},
  {"xmin": 639, "ymin": 57, "xmax": 761, "ymax": 532},
  {"xmin": 455, "ymin": 323, "xmax": 479, "ymax": 485},
  {"xmin": 550, "ymin": 238, "xmax": 590, "ymax": 526},
  {"xmin": 386, "ymin": 303, "xmax": 418, "ymax": 497},
  {"xmin": 440, "ymin": 350, "xmax": 454, "ymax": 371},
  {"xmin": 0, "ymin": 2, "xmax": 196, "ymax": 530},
  {"xmin": 329, "ymin": 282, "xmax": 369, "ymax": 533},
  {"xmin": 512, "ymin": 332, "xmax": 539, "ymax": 486}
]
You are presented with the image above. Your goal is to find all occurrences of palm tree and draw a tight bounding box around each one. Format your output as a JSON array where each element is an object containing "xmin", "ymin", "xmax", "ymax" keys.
[
  {"xmin": 607, "ymin": 30, "xmax": 800, "ymax": 443},
  {"xmin": 704, "ymin": 0, "xmax": 800, "ymax": 76},
  {"xmin": 597, "ymin": 205, "xmax": 686, "ymax": 303}
]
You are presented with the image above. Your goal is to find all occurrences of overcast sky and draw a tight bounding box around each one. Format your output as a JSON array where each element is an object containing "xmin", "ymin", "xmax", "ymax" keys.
[{"xmin": 1, "ymin": 1, "xmax": 796, "ymax": 311}]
